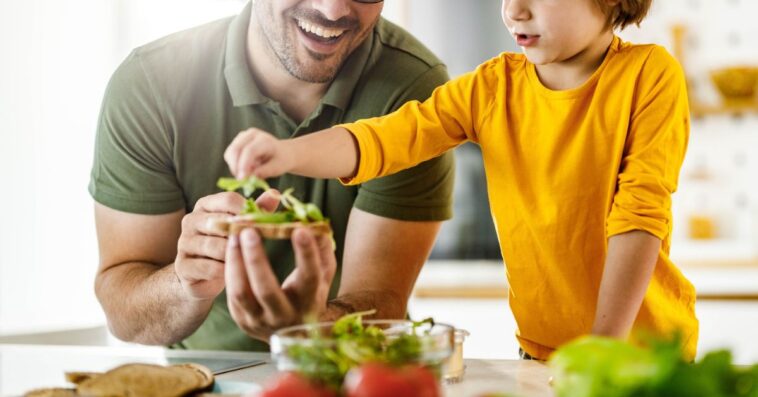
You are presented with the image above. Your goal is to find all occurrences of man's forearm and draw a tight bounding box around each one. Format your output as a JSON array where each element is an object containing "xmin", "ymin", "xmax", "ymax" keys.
[
  {"xmin": 95, "ymin": 263, "xmax": 213, "ymax": 345},
  {"xmin": 592, "ymin": 230, "xmax": 661, "ymax": 338},
  {"xmin": 321, "ymin": 290, "xmax": 407, "ymax": 322}
]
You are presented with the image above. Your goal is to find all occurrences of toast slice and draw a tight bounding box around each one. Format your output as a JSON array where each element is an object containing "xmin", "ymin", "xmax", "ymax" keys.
[{"xmin": 208, "ymin": 215, "xmax": 332, "ymax": 239}]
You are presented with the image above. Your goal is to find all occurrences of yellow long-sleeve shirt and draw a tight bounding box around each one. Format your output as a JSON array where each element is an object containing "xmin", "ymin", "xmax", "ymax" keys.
[{"xmin": 340, "ymin": 36, "xmax": 698, "ymax": 360}]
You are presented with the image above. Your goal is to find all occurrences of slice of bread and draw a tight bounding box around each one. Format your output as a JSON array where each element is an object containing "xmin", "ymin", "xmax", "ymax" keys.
[
  {"xmin": 23, "ymin": 388, "xmax": 78, "ymax": 397},
  {"xmin": 74, "ymin": 363, "xmax": 214, "ymax": 397},
  {"xmin": 64, "ymin": 372, "xmax": 101, "ymax": 385},
  {"xmin": 208, "ymin": 215, "xmax": 332, "ymax": 239}
]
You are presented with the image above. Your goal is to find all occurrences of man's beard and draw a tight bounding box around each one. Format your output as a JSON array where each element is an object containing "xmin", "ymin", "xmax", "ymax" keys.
[
  {"xmin": 255, "ymin": 5, "xmax": 367, "ymax": 83},
  {"xmin": 271, "ymin": 32, "xmax": 342, "ymax": 84}
]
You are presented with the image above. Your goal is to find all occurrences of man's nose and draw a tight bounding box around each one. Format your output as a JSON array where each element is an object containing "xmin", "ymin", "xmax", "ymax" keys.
[{"xmin": 310, "ymin": 0, "xmax": 351, "ymax": 21}]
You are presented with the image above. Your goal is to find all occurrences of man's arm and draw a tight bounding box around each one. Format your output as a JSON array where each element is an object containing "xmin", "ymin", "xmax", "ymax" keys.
[
  {"xmin": 94, "ymin": 192, "xmax": 245, "ymax": 345},
  {"xmin": 324, "ymin": 208, "xmax": 442, "ymax": 320},
  {"xmin": 591, "ymin": 230, "xmax": 661, "ymax": 338},
  {"xmin": 94, "ymin": 204, "xmax": 204, "ymax": 344}
]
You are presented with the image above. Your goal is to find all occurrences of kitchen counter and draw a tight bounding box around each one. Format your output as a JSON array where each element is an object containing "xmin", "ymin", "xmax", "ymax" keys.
[
  {"xmin": 0, "ymin": 344, "xmax": 554, "ymax": 397},
  {"xmin": 415, "ymin": 260, "xmax": 758, "ymax": 299},
  {"xmin": 409, "ymin": 260, "xmax": 758, "ymax": 363}
]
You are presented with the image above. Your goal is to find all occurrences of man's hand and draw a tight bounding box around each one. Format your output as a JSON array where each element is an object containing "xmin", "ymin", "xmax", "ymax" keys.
[
  {"xmin": 175, "ymin": 192, "xmax": 247, "ymax": 301},
  {"xmin": 224, "ymin": 197, "xmax": 337, "ymax": 341},
  {"xmin": 224, "ymin": 128, "xmax": 293, "ymax": 180}
]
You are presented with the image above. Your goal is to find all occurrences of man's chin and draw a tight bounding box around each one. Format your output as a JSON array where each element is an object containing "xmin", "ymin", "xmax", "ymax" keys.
[
  {"xmin": 286, "ymin": 55, "xmax": 344, "ymax": 83},
  {"xmin": 286, "ymin": 65, "xmax": 337, "ymax": 84}
]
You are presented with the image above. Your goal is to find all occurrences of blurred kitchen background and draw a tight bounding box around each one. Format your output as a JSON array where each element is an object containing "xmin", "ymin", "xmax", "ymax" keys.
[{"xmin": 1, "ymin": 0, "xmax": 757, "ymax": 362}]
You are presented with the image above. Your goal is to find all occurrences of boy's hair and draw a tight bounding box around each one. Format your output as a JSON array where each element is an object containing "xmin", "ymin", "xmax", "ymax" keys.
[{"xmin": 596, "ymin": 0, "xmax": 653, "ymax": 30}]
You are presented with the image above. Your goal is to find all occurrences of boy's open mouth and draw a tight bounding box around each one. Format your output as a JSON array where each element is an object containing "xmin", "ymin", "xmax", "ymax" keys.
[{"xmin": 515, "ymin": 33, "xmax": 540, "ymax": 47}]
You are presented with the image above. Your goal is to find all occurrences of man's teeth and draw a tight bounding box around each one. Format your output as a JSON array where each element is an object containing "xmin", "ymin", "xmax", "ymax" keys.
[{"xmin": 297, "ymin": 19, "xmax": 345, "ymax": 39}]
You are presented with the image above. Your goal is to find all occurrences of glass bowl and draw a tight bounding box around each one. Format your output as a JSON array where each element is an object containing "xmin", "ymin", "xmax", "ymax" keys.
[{"xmin": 270, "ymin": 319, "xmax": 455, "ymax": 376}]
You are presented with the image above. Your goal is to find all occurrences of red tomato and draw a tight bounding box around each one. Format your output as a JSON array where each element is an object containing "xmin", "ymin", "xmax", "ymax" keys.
[
  {"xmin": 343, "ymin": 363, "xmax": 440, "ymax": 397},
  {"xmin": 258, "ymin": 372, "xmax": 337, "ymax": 397},
  {"xmin": 404, "ymin": 365, "xmax": 441, "ymax": 397}
]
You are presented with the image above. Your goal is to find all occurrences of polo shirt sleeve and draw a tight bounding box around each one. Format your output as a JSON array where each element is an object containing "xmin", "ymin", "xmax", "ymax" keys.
[
  {"xmin": 606, "ymin": 47, "xmax": 690, "ymax": 240},
  {"xmin": 352, "ymin": 64, "xmax": 456, "ymax": 222},
  {"xmin": 88, "ymin": 50, "xmax": 186, "ymax": 215}
]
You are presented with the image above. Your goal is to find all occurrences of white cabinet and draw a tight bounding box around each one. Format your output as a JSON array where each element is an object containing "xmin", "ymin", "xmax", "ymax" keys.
[
  {"xmin": 410, "ymin": 296, "xmax": 758, "ymax": 364},
  {"xmin": 411, "ymin": 262, "xmax": 758, "ymax": 364}
]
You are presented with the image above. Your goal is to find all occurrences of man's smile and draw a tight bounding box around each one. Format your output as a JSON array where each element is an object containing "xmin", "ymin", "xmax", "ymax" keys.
[
  {"xmin": 296, "ymin": 18, "xmax": 346, "ymax": 39},
  {"xmin": 295, "ymin": 18, "xmax": 347, "ymax": 46}
]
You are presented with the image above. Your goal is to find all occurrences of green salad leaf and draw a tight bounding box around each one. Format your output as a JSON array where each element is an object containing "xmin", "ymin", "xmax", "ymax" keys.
[
  {"xmin": 216, "ymin": 176, "xmax": 325, "ymax": 224},
  {"xmin": 286, "ymin": 310, "xmax": 434, "ymax": 389},
  {"xmin": 549, "ymin": 335, "xmax": 758, "ymax": 397}
]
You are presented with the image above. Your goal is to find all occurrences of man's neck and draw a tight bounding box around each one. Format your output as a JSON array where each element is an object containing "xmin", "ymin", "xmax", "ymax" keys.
[{"xmin": 246, "ymin": 17, "xmax": 329, "ymax": 124}]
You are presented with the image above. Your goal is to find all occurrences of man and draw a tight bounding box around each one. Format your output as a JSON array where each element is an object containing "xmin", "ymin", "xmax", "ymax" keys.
[{"xmin": 89, "ymin": 0, "xmax": 454, "ymax": 351}]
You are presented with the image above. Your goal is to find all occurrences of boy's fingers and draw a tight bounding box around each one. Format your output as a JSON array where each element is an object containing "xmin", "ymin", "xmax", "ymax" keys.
[
  {"xmin": 237, "ymin": 134, "xmax": 273, "ymax": 179},
  {"xmin": 224, "ymin": 129, "xmax": 257, "ymax": 177}
]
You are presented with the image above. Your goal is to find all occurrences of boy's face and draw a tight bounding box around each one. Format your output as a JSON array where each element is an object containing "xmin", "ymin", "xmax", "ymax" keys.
[
  {"xmin": 253, "ymin": 0, "xmax": 383, "ymax": 83},
  {"xmin": 501, "ymin": 0, "xmax": 611, "ymax": 65}
]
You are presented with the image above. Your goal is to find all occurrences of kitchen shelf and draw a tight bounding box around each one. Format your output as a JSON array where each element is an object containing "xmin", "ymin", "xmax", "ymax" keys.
[{"xmin": 691, "ymin": 100, "xmax": 758, "ymax": 118}]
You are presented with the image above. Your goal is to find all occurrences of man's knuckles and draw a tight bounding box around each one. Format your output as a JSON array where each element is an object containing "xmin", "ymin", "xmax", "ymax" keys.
[{"xmin": 194, "ymin": 192, "xmax": 245, "ymax": 214}]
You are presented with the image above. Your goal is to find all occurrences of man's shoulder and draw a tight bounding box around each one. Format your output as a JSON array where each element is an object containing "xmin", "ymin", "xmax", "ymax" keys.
[
  {"xmin": 371, "ymin": 18, "xmax": 445, "ymax": 72},
  {"xmin": 345, "ymin": 18, "xmax": 448, "ymax": 116},
  {"xmin": 123, "ymin": 16, "xmax": 232, "ymax": 81}
]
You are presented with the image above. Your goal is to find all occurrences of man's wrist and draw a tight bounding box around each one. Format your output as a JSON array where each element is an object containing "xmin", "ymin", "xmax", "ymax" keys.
[
  {"xmin": 321, "ymin": 290, "xmax": 406, "ymax": 322},
  {"xmin": 322, "ymin": 298, "xmax": 358, "ymax": 321}
]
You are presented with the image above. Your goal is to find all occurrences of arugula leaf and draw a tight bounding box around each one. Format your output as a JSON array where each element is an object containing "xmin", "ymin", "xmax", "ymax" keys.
[
  {"xmin": 285, "ymin": 310, "xmax": 434, "ymax": 389},
  {"xmin": 240, "ymin": 212, "xmax": 295, "ymax": 223},
  {"xmin": 217, "ymin": 177, "xmax": 328, "ymax": 223},
  {"xmin": 333, "ymin": 310, "xmax": 376, "ymax": 337},
  {"xmin": 305, "ymin": 203, "xmax": 325, "ymax": 221},
  {"xmin": 217, "ymin": 177, "xmax": 243, "ymax": 192},
  {"xmin": 243, "ymin": 199, "xmax": 260, "ymax": 214},
  {"xmin": 217, "ymin": 176, "xmax": 270, "ymax": 196}
]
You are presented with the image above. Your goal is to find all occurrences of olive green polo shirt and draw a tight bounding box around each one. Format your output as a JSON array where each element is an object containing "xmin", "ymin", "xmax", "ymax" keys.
[{"xmin": 89, "ymin": 2, "xmax": 454, "ymax": 351}]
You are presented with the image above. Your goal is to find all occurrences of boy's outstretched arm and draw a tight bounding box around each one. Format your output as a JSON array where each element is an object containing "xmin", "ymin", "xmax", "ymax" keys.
[
  {"xmin": 591, "ymin": 230, "xmax": 661, "ymax": 338},
  {"xmin": 224, "ymin": 127, "xmax": 359, "ymax": 180}
]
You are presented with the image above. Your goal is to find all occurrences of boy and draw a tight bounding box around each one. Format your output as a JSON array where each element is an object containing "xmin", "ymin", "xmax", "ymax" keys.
[{"xmin": 224, "ymin": 0, "xmax": 698, "ymax": 360}]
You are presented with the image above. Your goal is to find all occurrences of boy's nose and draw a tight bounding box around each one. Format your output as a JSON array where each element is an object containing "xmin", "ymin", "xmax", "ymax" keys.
[
  {"xmin": 503, "ymin": 0, "xmax": 531, "ymax": 22},
  {"xmin": 310, "ymin": 0, "xmax": 351, "ymax": 21}
]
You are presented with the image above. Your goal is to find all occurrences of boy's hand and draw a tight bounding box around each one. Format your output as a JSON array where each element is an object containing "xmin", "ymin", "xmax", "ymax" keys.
[{"xmin": 224, "ymin": 128, "xmax": 293, "ymax": 179}]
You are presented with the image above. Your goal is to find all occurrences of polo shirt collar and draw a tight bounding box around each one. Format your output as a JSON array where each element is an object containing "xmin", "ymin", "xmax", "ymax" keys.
[
  {"xmin": 224, "ymin": 2, "xmax": 267, "ymax": 106},
  {"xmin": 319, "ymin": 24, "xmax": 374, "ymax": 111},
  {"xmin": 223, "ymin": 1, "xmax": 375, "ymax": 111}
]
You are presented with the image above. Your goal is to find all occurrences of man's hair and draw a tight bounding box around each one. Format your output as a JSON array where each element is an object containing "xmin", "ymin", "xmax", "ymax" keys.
[{"xmin": 596, "ymin": 0, "xmax": 653, "ymax": 30}]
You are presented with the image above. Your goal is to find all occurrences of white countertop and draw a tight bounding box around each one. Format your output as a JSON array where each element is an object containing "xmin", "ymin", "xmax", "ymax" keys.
[{"xmin": 0, "ymin": 344, "xmax": 553, "ymax": 397}]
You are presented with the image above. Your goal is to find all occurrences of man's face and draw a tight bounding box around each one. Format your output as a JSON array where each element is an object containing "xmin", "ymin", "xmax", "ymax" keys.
[{"xmin": 253, "ymin": 0, "xmax": 383, "ymax": 83}]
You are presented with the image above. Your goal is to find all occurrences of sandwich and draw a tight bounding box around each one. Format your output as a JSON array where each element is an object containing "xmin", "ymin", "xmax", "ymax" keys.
[{"xmin": 208, "ymin": 177, "xmax": 332, "ymax": 239}]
